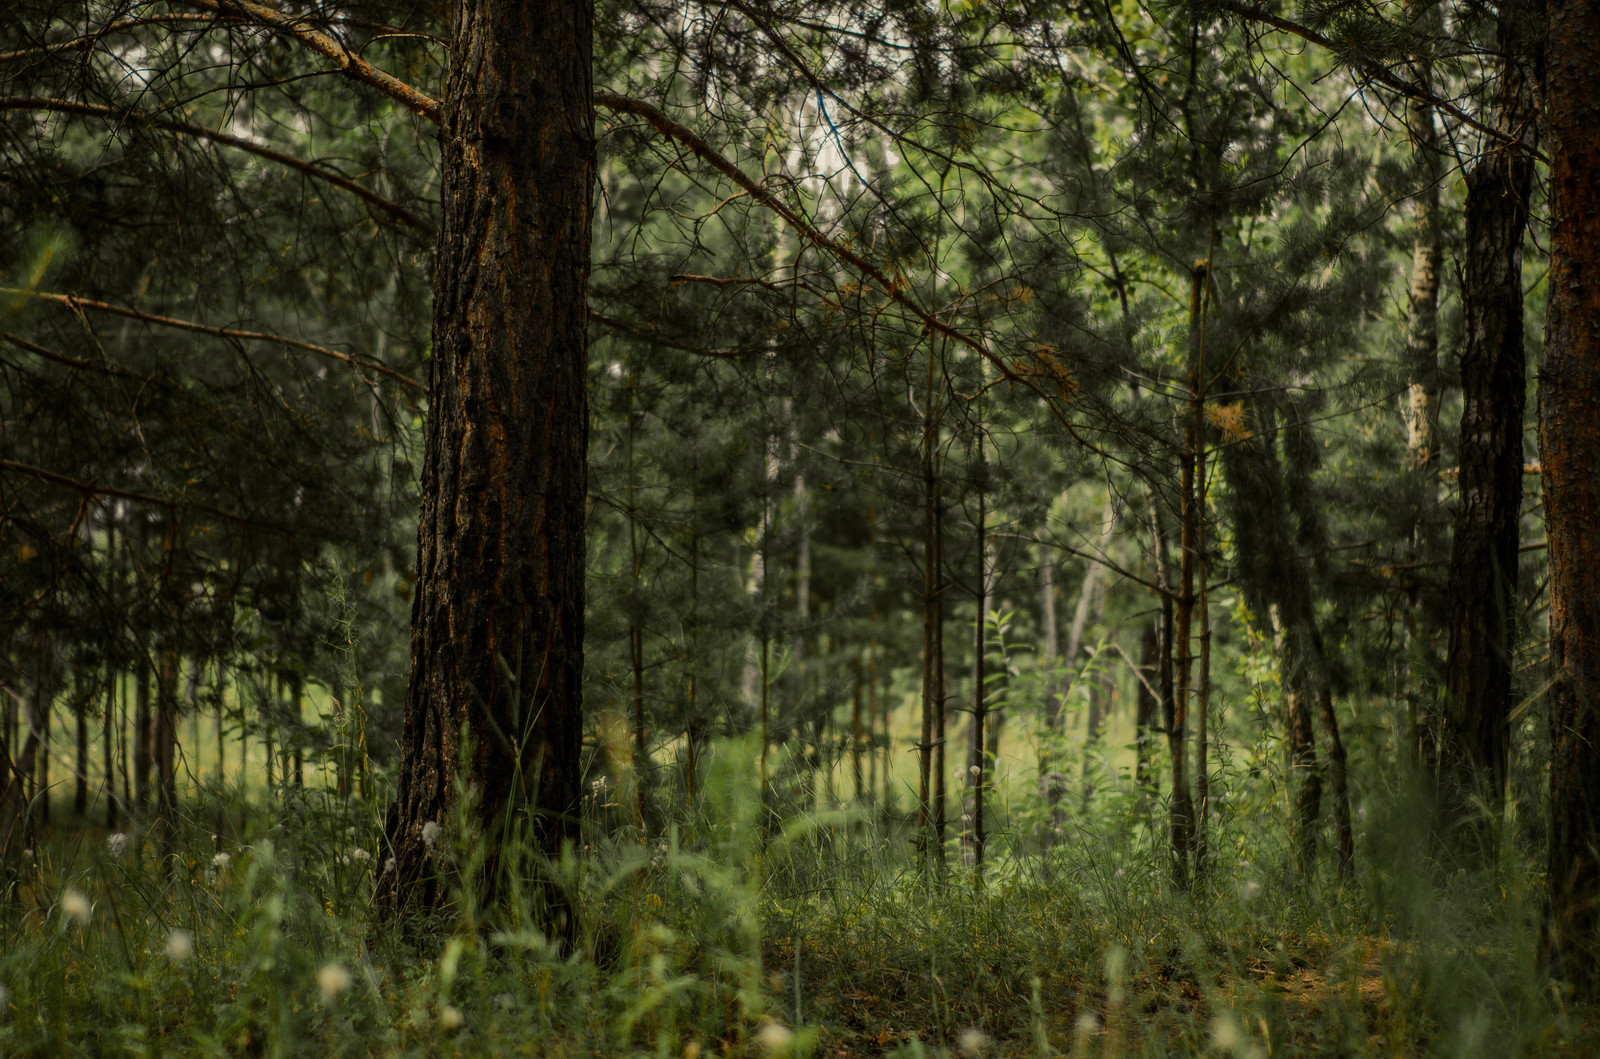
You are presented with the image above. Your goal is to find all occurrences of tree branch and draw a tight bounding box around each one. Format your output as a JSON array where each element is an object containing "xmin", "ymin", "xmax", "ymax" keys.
[
  {"xmin": 2, "ymin": 288, "xmax": 425, "ymax": 394},
  {"xmin": 0, "ymin": 96, "xmax": 427, "ymax": 229},
  {"xmin": 0, "ymin": 458, "xmax": 288, "ymax": 532},
  {"xmin": 1208, "ymin": 0, "xmax": 1548, "ymax": 163},
  {"xmin": 595, "ymin": 92, "xmax": 1039, "ymax": 394},
  {"xmin": 179, "ymin": 0, "xmax": 445, "ymax": 126}
]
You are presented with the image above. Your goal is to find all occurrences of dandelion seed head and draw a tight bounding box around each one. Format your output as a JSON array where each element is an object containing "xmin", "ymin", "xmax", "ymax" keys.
[
  {"xmin": 1075, "ymin": 1012, "xmax": 1099, "ymax": 1037},
  {"xmin": 1211, "ymin": 1015, "xmax": 1243, "ymax": 1050},
  {"xmin": 352, "ymin": 848, "xmax": 371, "ymax": 861},
  {"xmin": 61, "ymin": 888, "xmax": 91, "ymax": 926},
  {"xmin": 439, "ymin": 1004, "xmax": 463, "ymax": 1029},
  {"xmin": 756, "ymin": 1020, "xmax": 793, "ymax": 1051},
  {"xmin": 166, "ymin": 928, "xmax": 193, "ymax": 963},
  {"xmin": 1240, "ymin": 879, "xmax": 1261, "ymax": 901},
  {"xmin": 317, "ymin": 963, "xmax": 352, "ymax": 1002},
  {"xmin": 106, "ymin": 832, "xmax": 128, "ymax": 858},
  {"xmin": 969, "ymin": 764, "xmax": 981, "ymax": 776},
  {"xmin": 212, "ymin": 852, "xmax": 231, "ymax": 869},
  {"xmin": 957, "ymin": 1026, "xmax": 991, "ymax": 1055},
  {"xmin": 421, "ymin": 821, "xmax": 441, "ymax": 849},
  {"xmin": 384, "ymin": 857, "xmax": 396, "ymax": 874}
]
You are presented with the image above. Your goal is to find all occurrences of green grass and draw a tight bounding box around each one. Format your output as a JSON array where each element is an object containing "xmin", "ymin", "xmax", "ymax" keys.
[{"xmin": 1, "ymin": 735, "xmax": 1593, "ymax": 1058}]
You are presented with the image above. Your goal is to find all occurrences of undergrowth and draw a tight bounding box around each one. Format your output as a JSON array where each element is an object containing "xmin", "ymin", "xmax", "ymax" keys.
[{"xmin": 0, "ymin": 738, "xmax": 1591, "ymax": 1057}]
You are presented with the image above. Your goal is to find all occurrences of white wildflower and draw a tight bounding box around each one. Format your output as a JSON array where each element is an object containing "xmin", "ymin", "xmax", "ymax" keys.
[
  {"xmin": 166, "ymin": 928, "xmax": 194, "ymax": 963},
  {"xmin": 212, "ymin": 851, "xmax": 231, "ymax": 869},
  {"xmin": 352, "ymin": 848, "xmax": 371, "ymax": 862},
  {"xmin": 317, "ymin": 963, "xmax": 352, "ymax": 1002},
  {"xmin": 421, "ymin": 821, "xmax": 441, "ymax": 849},
  {"xmin": 756, "ymin": 1020, "xmax": 793, "ymax": 1051},
  {"xmin": 439, "ymin": 1004, "xmax": 464, "ymax": 1029},
  {"xmin": 957, "ymin": 1026, "xmax": 991, "ymax": 1056},
  {"xmin": 968, "ymin": 764, "xmax": 981, "ymax": 777},
  {"xmin": 61, "ymin": 888, "xmax": 92, "ymax": 926},
  {"xmin": 1075, "ymin": 1011, "xmax": 1100, "ymax": 1037},
  {"xmin": 1211, "ymin": 1014, "xmax": 1243, "ymax": 1050},
  {"xmin": 384, "ymin": 857, "xmax": 397, "ymax": 874},
  {"xmin": 106, "ymin": 832, "xmax": 128, "ymax": 858}
]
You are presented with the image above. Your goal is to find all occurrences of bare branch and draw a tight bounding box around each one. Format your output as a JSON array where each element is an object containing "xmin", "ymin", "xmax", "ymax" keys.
[
  {"xmin": 2, "ymin": 288, "xmax": 425, "ymax": 394},
  {"xmin": 0, "ymin": 96, "xmax": 427, "ymax": 229},
  {"xmin": 0, "ymin": 458, "xmax": 288, "ymax": 532},
  {"xmin": 179, "ymin": 0, "xmax": 445, "ymax": 126},
  {"xmin": 1209, "ymin": 0, "xmax": 1548, "ymax": 164}
]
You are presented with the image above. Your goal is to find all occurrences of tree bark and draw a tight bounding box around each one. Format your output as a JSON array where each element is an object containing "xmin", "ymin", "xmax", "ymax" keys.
[
  {"xmin": 1402, "ymin": 0, "xmax": 1445, "ymax": 472},
  {"xmin": 1538, "ymin": 0, "xmax": 1600, "ymax": 987},
  {"xmin": 378, "ymin": 0, "xmax": 594, "ymax": 934},
  {"xmin": 1440, "ymin": 0, "xmax": 1536, "ymax": 844}
]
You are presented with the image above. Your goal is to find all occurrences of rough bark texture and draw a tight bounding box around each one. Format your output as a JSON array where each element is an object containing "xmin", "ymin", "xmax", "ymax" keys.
[
  {"xmin": 1538, "ymin": 0, "xmax": 1600, "ymax": 987},
  {"xmin": 378, "ymin": 0, "xmax": 593, "ymax": 932},
  {"xmin": 1440, "ymin": 0, "xmax": 1535, "ymax": 838}
]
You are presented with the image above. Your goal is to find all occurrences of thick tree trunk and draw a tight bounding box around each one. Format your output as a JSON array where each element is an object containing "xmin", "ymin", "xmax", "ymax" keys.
[
  {"xmin": 378, "ymin": 0, "xmax": 593, "ymax": 932},
  {"xmin": 1440, "ymin": 0, "xmax": 1536, "ymax": 844},
  {"xmin": 1538, "ymin": 0, "xmax": 1600, "ymax": 987}
]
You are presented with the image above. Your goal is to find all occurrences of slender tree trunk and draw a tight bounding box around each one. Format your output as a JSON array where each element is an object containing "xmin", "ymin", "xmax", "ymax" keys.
[
  {"xmin": 918, "ymin": 352, "xmax": 943, "ymax": 872},
  {"xmin": 851, "ymin": 655, "xmax": 864, "ymax": 803},
  {"xmin": 1402, "ymin": 0, "xmax": 1444, "ymax": 472},
  {"xmin": 73, "ymin": 684, "xmax": 88, "ymax": 816},
  {"xmin": 104, "ymin": 656, "xmax": 118, "ymax": 829},
  {"xmin": 134, "ymin": 650, "xmax": 152, "ymax": 813},
  {"xmin": 1538, "ymin": 0, "xmax": 1600, "ymax": 986},
  {"xmin": 1135, "ymin": 619, "xmax": 1159, "ymax": 810},
  {"xmin": 378, "ymin": 0, "xmax": 594, "ymax": 932},
  {"xmin": 1440, "ymin": 0, "xmax": 1536, "ymax": 847}
]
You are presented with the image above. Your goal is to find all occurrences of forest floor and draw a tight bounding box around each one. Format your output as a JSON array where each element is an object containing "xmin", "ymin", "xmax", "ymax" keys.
[{"xmin": 3, "ymin": 780, "xmax": 1597, "ymax": 1057}]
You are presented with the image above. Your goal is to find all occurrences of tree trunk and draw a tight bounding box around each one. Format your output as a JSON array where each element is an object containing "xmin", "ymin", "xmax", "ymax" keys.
[
  {"xmin": 1439, "ymin": 0, "xmax": 1536, "ymax": 847},
  {"xmin": 134, "ymin": 653, "xmax": 151, "ymax": 808},
  {"xmin": 1402, "ymin": 0, "xmax": 1444, "ymax": 472},
  {"xmin": 1538, "ymin": 0, "xmax": 1600, "ymax": 986},
  {"xmin": 74, "ymin": 681, "xmax": 89, "ymax": 816},
  {"xmin": 378, "ymin": 0, "xmax": 594, "ymax": 933},
  {"xmin": 1135, "ymin": 619, "xmax": 1159, "ymax": 809}
]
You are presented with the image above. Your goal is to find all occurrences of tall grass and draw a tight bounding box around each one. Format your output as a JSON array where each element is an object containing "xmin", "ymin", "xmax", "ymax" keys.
[{"xmin": 0, "ymin": 729, "xmax": 1589, "ymax": 1057}]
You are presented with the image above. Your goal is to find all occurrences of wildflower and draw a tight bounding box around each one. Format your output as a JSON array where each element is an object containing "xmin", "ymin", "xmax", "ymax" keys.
[
  {"xmin": 756, "ymin": 1020, "xmax": 793, "ymax": 1051},
  {"xmin": 317, "ymin": 963, "xmax": 352, "ymax": 1002},
  {"xmin": 1211, "ymin": 1015, "xmax": 1243, "ymax": 1050},
  {"xmin": 61, "ymin": 888, "xmax": 91, "ymax": 926},
  {"xmin": 352, "ymin": 848, "xmax": 371, "ymax": 862},
  {"xmin": 421, "ymin": 821, "xmax": 441, "ymax": 849},
  {"xmin": 384, "ymin": 857, "xmax": 396, "ymax": 874},
  {"xmin": 968, "ymin": 764, "xmax": 981, "ymax": 777},
  {"xmin": 106, "ymin": 832, "xmax": 128, "ymax": 858},
  {"xmin": 957, "ymin": 1027, "xmax": 991, "ymax": 1056},
  {"xmin": 1075, "ymin": 1012, "xmax": 1099, "ymax": 1037},
  {"xmin": 166, "ymin": 928, "xmax": 194, "ymax": 963},
  {"xmin": 1240, "ymin": 879, "xmax": 1261, "ymax": 901},
  {"xmin": 212, "ymin": 851, "xmax": 231, "ymax": 869},
  {"xmin": 439, "ymin": 1004, "xmax": 464, "ymax": 1029}
]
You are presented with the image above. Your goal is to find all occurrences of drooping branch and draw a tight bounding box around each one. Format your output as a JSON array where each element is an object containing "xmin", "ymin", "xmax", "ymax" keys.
[
  {"xmin": 595, "ymin": 92, "xmax": 1041, "ymax": 395},
  {"xmin": 588, "ymin": 310, "xmax": 759, "ymax": 359},
  {"xmin": 0, "ymin": 96, "xmax": 426, "ymax": 229},
  {"xmin": 2, "ymin": 288, "xmax": 425, "ymax": 394},
  {"xmin": 0, "ymin": 458, "xmax": 286, "ymax": 532},
  {"xmin": 1207, "ymin": 0, "xmax": 1548, "ymax": 163},
  {"xmin": 179, "ymin": 0, "xmax": 445, "ymax": 126},
  {"xmin": 0, "ymin": 14, "xmax": 223, "ymax": 64}
]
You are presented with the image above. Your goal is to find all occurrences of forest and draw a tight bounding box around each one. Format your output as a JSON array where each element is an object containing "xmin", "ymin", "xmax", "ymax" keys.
[{"xmin": 2, "ymin": 0, "xmax": 1599, "ymax": 1054}]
